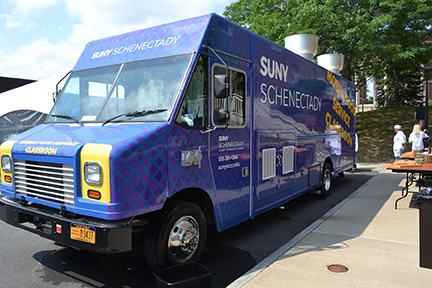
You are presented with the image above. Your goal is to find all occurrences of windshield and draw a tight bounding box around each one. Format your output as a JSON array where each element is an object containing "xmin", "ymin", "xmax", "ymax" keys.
[{"xmin": 47, "ymin": 54, "xmax": 192, "ymax": 124}]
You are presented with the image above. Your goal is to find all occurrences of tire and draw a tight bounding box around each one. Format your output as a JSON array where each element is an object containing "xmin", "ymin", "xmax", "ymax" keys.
[
  {"xmin": 320, "ymin": 162, "xmax": 332, "ymax": 197},
  {"xmin": 144, "ymin": 201, "xmax": 207, "ymax": 270}
]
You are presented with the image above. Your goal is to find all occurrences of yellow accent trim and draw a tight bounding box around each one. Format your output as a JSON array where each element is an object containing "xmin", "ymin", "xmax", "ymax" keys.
[
  {"xmin": 81, "ymin": 143, "xmax": 112, "ymax": 203},
  {"xmin": 0, "ymin": 141, "xmax": 16, "ymax": 184}
]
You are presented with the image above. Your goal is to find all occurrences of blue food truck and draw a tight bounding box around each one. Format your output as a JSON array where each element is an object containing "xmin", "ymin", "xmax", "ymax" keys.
[{"xmin": 0, "ymin": 13, "xmax": 356, "ymax": 269}]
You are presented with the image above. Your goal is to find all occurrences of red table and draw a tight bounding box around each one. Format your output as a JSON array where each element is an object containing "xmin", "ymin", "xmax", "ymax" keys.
[{"xmin": 387, "ymin": 160, "xmax": 432, "ymax": 209}]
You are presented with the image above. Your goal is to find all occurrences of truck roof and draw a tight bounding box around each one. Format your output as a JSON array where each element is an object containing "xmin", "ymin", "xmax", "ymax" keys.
[{"xmin": 73, "ymin": 14, "xmax": 214, "ymax": 71}]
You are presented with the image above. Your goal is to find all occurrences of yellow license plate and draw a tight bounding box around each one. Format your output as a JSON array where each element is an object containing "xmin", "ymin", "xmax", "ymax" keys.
[{"xmin": 70, "ymin": 224, "xmax": 96, "ymax": 244}]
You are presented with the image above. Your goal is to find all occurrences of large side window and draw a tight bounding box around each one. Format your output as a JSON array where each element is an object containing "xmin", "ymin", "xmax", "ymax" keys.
[
  {"xmin": 175, "ymin": 55, "xmax": 208, "ymax": 128},
  {"xmin": 212, "ymin": 65, "xmax": 246, "ymax": 128}
]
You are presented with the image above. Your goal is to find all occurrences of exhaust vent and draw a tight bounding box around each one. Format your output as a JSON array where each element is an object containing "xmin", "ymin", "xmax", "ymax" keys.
[
  {"xmin": 284, "ymin": 34, "xmax": 319, "ymax": 60},
  {"xmin": 317, "ymin": 54, "xmax": 344, "ymax": 75}
]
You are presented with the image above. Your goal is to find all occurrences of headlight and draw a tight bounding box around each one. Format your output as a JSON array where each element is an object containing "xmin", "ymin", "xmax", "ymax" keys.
[
  {"xmin": 1, "ymin": 155, "xmax": 11, "ymax": 173},
  {"xmin": 84, "ymin": 162, "xmax": 102, "ymax": 186}
]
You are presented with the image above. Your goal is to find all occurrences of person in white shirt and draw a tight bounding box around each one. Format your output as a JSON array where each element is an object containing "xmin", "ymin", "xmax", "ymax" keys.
[
  {"xmin": 408, "ymin": 124, "xmax": 429, "ymax": 154},
  {"xmin": 393, "ymin": 124, "xmax": 406, "ymax": 160}
]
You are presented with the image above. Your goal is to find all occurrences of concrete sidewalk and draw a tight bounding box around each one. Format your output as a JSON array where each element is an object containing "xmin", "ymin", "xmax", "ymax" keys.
[{"xmin": 228, "ymin": 164, "xmax": 432, "ymax": 288}]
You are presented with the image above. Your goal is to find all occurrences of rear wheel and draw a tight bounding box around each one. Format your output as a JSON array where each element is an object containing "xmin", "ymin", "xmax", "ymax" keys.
[
  {"xmin": 144, "ymin": 201, "xmax": 207, "ymax": 270},
  {"xmin": 320, "ymin": 162, "xmax": 332, "ymax": 197}
]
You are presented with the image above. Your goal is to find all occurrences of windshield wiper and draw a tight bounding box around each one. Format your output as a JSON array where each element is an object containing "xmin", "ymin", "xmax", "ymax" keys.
[
  {"xmin": 51, "ymin": 114, "xmax": 83, "ymax": 126},
  {"xmin": 102, "ymin": 108, "xmax": 168, "ymax": 126}
]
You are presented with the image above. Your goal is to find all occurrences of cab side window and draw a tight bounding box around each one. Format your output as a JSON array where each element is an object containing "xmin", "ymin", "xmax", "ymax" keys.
[
  {"xmin": 212, "ymin": 65, "xmax": 246, "ymax": 127},
  {"xmin": 175, "ymin": 55, "xmax": 208, "ymax": 128}
]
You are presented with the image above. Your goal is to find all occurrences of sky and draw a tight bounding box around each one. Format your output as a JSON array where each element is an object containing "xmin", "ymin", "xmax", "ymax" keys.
[{"xmin": 0, "ymin": 0, "xmax": 235, "ymax": 80}]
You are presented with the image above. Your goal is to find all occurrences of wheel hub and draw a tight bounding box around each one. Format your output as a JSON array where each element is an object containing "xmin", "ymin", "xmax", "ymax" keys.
[
  {"xmin": 168, "ymin": 216, "xmax": 199, "ymax": 262},
  {"xmin": 324, "ymin": 170, "xmax": 331, "ymax": 190}
]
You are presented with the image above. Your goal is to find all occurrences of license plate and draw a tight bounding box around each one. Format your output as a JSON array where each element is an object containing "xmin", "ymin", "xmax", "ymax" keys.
[{"xmin": 70, "ymin": 223, "xmax": 96, "ymax": 244}]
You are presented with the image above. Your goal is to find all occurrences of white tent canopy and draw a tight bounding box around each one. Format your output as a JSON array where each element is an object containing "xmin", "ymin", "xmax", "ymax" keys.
[
  {"xmin": 0, "ymin": 72, "xmax": 67, "ymax": 116},
  {"xmin": 0, "ymin": 72, "xmax": 68, "ymax": 143}
]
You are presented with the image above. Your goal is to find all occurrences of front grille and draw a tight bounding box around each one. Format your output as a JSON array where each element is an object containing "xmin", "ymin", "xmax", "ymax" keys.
[{"xmin": 13, "ymin": 160, "xmax": 75, "ymax": 206}]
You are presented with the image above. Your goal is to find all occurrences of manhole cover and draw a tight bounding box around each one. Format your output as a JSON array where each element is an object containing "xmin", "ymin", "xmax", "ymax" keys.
[{"xmin": 326, "ymin": 264, "xmax": 349, "ymax": 273}]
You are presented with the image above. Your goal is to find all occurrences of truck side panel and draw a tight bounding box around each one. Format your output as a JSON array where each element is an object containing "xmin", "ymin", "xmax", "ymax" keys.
[{"xmin": 251, "ymin": 30, "xmax": 356, "ymax": 214}]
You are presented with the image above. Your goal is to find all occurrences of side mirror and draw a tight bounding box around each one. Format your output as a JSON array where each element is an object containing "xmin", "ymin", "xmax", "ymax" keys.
[
  {"xmin": 54, "ymin": 70, "xmax": 71, "ymax": 103},
  {"xmin": 214, "ymin": 74, "xmax": 228, "ymax": 98},
  {"xmin": 214, "ymin": 108, "xmax": 228, "ymax": 124},
  {"xmin": 52, "ymin": 89, "xmax": 61, "ymax": 103}
]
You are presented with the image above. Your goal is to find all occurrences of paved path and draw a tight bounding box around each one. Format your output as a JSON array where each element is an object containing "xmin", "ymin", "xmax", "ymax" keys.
[{"xmin": 229, "ymin": 164, "xmax": 432, "ymax": 287}]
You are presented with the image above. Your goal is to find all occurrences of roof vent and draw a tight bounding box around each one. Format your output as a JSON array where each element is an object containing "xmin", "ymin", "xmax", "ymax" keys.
[
  {"xmin": 284, "ymin": 34, "xmax": 319, "ymax": 60},
  {"xmin": 317, "ymin": 54, "xmax": 344, "ymax": 75}
]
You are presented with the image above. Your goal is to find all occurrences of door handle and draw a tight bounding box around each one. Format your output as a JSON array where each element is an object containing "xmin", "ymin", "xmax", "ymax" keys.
[{"xmin": 276, "ymin": 155, "xmax": 283, "ymax": 167}]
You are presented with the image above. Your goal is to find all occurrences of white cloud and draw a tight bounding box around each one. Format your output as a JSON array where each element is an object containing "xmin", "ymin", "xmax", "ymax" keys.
[
  {"xmin": 0, "ymin": 38, "xmax": 79, "ymax": 79},
  {"xmin": 1, "ymin": 0, "xmax": 232, "ymax": 80},
  {"xmin": 64, "ymin": 0, "xmax": 230, "ymax": 41},
  {"xmin": 0, "ymin": 14, "xmax": 24, "ymax": 29},
  {"xmin": 0, "ymin": 0, "xmax": 57, "ymax": 29},
  {"xmin": 11, "ymin": 0, "xmax": 58, "ymax": 17}
]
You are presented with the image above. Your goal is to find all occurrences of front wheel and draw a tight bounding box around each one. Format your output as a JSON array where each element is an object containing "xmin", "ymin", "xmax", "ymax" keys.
[
  {"xmin": 144, "ymin": 201, "xmax": 207, "ymax": 270},
  {"xmin": 320, "ymin": 162, "xmax": 332, "ymax": 197}
]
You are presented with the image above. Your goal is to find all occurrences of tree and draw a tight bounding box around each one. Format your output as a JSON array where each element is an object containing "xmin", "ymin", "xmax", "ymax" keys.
[
  {"xmin": 368, "ymin": 0, "xmax": 431, "ymax": 106},
  {"xmin": 223, "ymin": 0, "xmax": 432, "ymax": 107}
]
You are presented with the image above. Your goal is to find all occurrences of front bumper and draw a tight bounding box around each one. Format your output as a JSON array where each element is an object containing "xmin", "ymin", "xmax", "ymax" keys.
[{"xmin": 0, "ymin": 195, "xmax": 132, "ymax": 253}]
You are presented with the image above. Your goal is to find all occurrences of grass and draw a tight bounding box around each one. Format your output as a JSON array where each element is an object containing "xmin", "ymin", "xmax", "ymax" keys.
[{"xmin": 356, "ymin": 106, "xmax": 432, "ymax": 163}]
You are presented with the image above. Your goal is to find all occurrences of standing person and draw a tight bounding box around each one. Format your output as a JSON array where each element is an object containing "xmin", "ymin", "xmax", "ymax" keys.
[
  {"xmin": 393, "ymin": 124, "xmax": 406, "ymax": 160},
  {"xmin": 409, "ymin": 124, "xmax": 429, "ymax": 154},
  {"xmin": 414, "ymin": 103, "xmax": 426, "ymax": 129}
]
